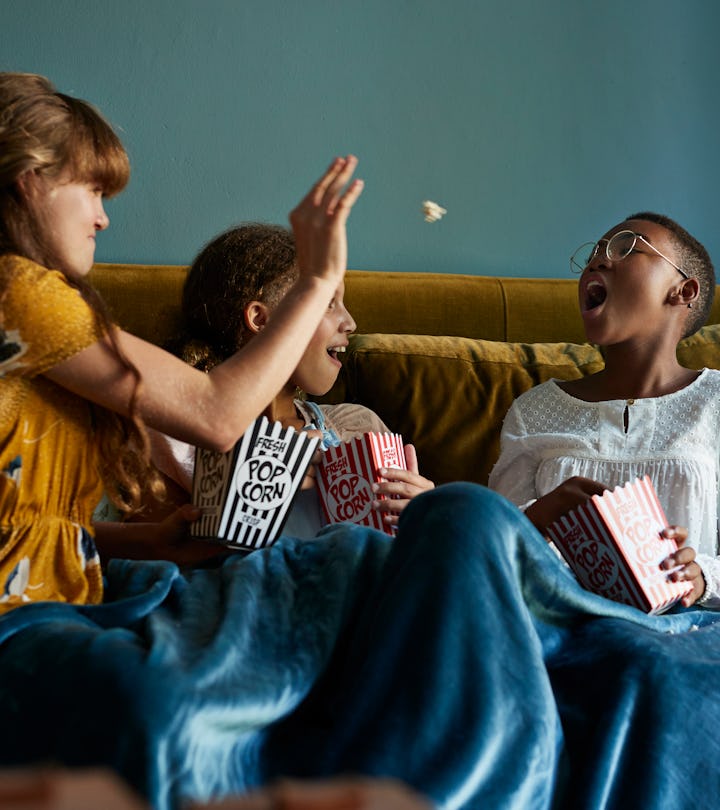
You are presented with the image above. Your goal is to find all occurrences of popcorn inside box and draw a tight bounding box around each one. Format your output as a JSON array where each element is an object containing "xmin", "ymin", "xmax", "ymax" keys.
[
  {"xmin": 546, "ymin": 475, "xmax": 693, "ymax": 614},
  {"xmin": 317, "ymin": 432, "xmax": 406, "ymax": 536}
]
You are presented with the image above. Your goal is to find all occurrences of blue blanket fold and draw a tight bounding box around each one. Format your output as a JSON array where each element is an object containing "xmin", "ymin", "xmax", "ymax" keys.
[{"xmin": 0, "ymin": 483, "xmax": 718, "ymax": 810}]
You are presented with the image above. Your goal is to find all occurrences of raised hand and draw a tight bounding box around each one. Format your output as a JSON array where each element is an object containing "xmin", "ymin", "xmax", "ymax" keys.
[{"xmin": 289, "ymin": 156, "xmax": 364, "ymax": 287}]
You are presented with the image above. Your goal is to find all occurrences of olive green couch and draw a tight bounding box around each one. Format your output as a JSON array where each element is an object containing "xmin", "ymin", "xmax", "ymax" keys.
[{"xmin": 89, "ymin": 264, "xmax": 720, "ymax": 488}]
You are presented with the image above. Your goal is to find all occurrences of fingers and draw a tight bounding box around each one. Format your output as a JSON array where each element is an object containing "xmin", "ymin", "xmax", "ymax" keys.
[
  {"xmin": 316, "ymin": 155, "xmax": 362, "ymax": 217},
  {"xmin": 333, "ymin": 176, "xmax": 364, "ymax": 220},
  {"xmin": 309, "ymin": 155, "xmax": 356, "ymax": 205},
  {"xmin": 289, "ymin": 155, "xmax": 363, "ymax": 287},
  {"xmin": 373, "ymin": 468, "xmax": 434, "ymax": 499},
  {"xmin": 170, "ymin": 503, "xmax": 202, "ymax": 524},
  {"xmin": 681, "ymin": 572, "xmax": 707, "ymax": 607},
  {"xmin": 666, "ymin": 546, "xmax": 697, "ymax": 567},
  {"xmin": 370, "ymin": 467, "xmax": 435, "ymax": 529},
  {"xmin": 373, "ymin": 501, "xmax": 403, "ymax": 528},
  {"xmin": 659, "ymin": 540, "xmax": 705, "ymax": 606},
  {"xmin": 662, "ymin": 524, "xmax": 689, "ymax": 547},
  {"xmin": 322, "ymin": 155, "xmax": 363, "ymax": 218},
  {"xmin": 677, "ymin": 562, "xmax": 706, "ymax": 606},
  {"xmin": 371, "ymin": 482, "xmax": 411, "ymax": 529},
  {"xmin": 660, "ymin": 527, "xmax": 695, "ymax": 583},
  {"xmin": 404, "ymin": 444, "xmax": 419, "ymax": 475},
  {"xmin": 292, "ymin": 155, "xmax": 363, "ymax": 223}
]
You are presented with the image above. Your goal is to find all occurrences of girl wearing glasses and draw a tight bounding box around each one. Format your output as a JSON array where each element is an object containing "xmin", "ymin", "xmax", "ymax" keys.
[
  {"xmin": 489, "ymin": 212, "xmax": 719, "ymax": 607},
  {"xmin": 0, "ymin": 70, "xmax": 570, "ymax": 810},
  {"xmin": 4, "ymin": 73, "xmax": 720, "ymax": 810}
]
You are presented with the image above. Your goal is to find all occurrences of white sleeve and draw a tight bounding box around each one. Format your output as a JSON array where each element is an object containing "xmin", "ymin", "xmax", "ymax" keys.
[
  {"xmin": 696, "ymin": 553, "xmax": 720, "ymax": 610},
  {"xmin": 148, "ymin": 429, "xmax": 195, "ymax": 493},
  {"xmin": 487, "ymin": 400, "xmax": 540, "ymax": 510},
  {"xmin": 701, "ymin": 431, "xmax": 720, "ymax": 608}
]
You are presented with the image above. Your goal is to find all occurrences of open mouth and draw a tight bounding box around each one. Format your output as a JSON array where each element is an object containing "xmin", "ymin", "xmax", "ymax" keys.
[
  {"xmin": 327, "ymin": 345, "xmax": 347, "ymax": 361},
  {"xmin": 583, "ymin": 280, "xmax": 607, "ymax": 311}
]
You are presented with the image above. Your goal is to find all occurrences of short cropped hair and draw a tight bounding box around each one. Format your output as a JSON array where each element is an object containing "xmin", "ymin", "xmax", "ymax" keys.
[{"xmin": 626, "ymin": 211, "xmax": 715, "ymax": 338}]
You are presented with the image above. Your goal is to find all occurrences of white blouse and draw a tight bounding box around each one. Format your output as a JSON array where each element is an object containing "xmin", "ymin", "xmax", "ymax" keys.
[{"xmin": 488, "ymin": 369, "xmax": 720, "ymax": 608}]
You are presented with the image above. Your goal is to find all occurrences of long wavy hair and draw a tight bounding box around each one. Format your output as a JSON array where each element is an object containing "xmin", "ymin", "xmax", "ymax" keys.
[{"xmin": 0, "ymin": 72, "xmax": 164, "ymax": 514}]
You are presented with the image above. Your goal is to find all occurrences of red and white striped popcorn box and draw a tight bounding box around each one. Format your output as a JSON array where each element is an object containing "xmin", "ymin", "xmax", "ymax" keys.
[
  {"xmin": 191, "ymin": 416, "xmax": 320, "ymax": 551},
  {"xmin": 546, "ymin": 475, "xmax": 693, "ymax": 614},
  {"xmin": 317, "ymin": 432, "xmax": 406, "ymax": 536}
]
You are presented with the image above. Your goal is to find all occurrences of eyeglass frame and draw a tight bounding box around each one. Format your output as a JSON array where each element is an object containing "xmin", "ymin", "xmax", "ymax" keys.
[{"xmin": 570, "ymin": 229, "xmax": 689, "ymax": 279}]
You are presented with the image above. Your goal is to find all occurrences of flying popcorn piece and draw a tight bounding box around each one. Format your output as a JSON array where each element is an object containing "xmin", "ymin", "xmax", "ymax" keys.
[{"xmin": 421, "ymin": 200, "xmax": 447, "ymax": 223}]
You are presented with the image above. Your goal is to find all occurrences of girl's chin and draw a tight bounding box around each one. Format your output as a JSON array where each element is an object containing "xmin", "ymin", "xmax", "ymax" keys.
[
  {"xmin": 580, "ymin": 316, "xmax": 604, "ymax": 342},
  {"xmin": 295, "ymin": 371, "xmax": 340, "ymax": 398},
  {"xmin": 581, "ymin": 307, "xmax": 607, "ymax": 333}
]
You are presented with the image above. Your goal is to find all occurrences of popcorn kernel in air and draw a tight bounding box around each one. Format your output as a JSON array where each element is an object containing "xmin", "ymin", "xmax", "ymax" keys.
[{"xmin": 421, "ymin": 200, "xmax": 447, "ymax": 223}]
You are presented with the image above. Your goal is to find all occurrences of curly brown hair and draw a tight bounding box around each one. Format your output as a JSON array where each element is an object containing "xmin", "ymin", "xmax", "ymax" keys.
[
  {"xmin": 0, "ymin": 72, "xmax": 163, "ymax": 514},
  {"xmin": 170, "ymin": 223, "xmax": 298, "ymax": 370}
]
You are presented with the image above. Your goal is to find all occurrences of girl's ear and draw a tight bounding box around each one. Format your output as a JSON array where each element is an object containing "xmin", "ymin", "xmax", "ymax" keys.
[
  {"xmin": 14, "ymin": 170, "xmax": 34, "ymax": 201},
  {"xmin": 244, "ymin": 301, "xmax": 270, "ymax": 335},
  {"xmin": 14, "ymin": 169, "xmax": 42, "ymax": 202},
  {"xmin": 671, "ymin": 278, "xmax": 700, "ymax": 309}
]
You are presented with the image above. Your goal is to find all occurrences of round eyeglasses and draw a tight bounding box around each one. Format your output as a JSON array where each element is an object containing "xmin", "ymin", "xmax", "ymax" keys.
[{"xmin": 570, "ymin": 229, "xmax": 689, "ymax": 279}]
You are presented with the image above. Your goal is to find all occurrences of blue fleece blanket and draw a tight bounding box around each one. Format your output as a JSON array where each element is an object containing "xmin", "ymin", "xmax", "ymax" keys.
[{"xmin": 0, "ymin": 484, "xmax": 719, "ymax": 810}]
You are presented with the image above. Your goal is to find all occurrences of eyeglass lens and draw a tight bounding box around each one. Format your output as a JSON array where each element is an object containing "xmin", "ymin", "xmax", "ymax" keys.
[
  {"xmin": 570, "ymin": 231, "xmax": 637, "ymax": 273},
  {"xmin": 606, "ymin": 231, "xmax": 636, "ymax": 260}
]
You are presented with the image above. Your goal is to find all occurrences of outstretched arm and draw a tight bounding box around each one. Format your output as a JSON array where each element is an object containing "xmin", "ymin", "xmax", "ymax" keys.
[{"xmin": 46, "ymin": 158, "xmax": 364, "ymax": 452}]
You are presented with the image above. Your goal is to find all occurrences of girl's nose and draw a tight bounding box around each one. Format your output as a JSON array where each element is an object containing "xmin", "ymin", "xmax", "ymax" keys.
[
  {"xmin": 586, "ymin": 249, "xmax": 610, "ymax": 272},
  {"xmin": 95, "ymin": 203, "xmax": 109, "ymax": 231},
  {"xmin": 341, "ymin": 306, "xmax": 356, "ymax": 334},
  {"xmin": 587, "ymin": 239, "xmax": 618, "ymax": 272}
]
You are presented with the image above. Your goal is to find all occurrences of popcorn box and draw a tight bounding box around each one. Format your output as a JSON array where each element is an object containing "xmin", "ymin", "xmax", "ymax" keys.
[
  {"xmin": 546, "ymin": 475, "xmax": 693, "ymax": 614},
  {"xmin": 316, "ymin": 432, "xmax": 406, "ymax": 536},
  {"xmin": 190, "ymin": 416, "xmax": 320, "ymax": 551}
]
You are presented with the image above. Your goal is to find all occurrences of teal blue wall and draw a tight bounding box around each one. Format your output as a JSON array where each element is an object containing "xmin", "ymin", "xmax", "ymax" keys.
[{"xmin": 2, "ymin": 0, "xmax": 719, "ymax": 277}]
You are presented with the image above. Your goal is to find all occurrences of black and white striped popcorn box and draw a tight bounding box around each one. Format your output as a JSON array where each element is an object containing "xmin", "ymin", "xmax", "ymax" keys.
[
  {"xmin": 191, "ymin": 416, "xmax": 320, "ymax": 550},
  {"xmin": 317, "ymin": 432, "xmax": 406, "ymax": 536}
]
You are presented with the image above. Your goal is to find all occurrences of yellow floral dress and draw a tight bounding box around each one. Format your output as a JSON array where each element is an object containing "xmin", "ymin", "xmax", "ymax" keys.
[{"xmin": 0, "ymin": 255, "xmax": 105, "ymax": 612}]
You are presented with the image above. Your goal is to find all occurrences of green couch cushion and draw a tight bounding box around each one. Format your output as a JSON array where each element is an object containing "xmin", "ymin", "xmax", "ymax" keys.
[
  {"xmin": 677, "ymin": 323, "xmax": 720, "ymax": 369},
  {"xmin": 329, "ymin": 334, "xmax": 605, "ymax": 487},
  {"xmin": 330, "ymin": 326, "xmax": 720, "ymax": 488}
]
